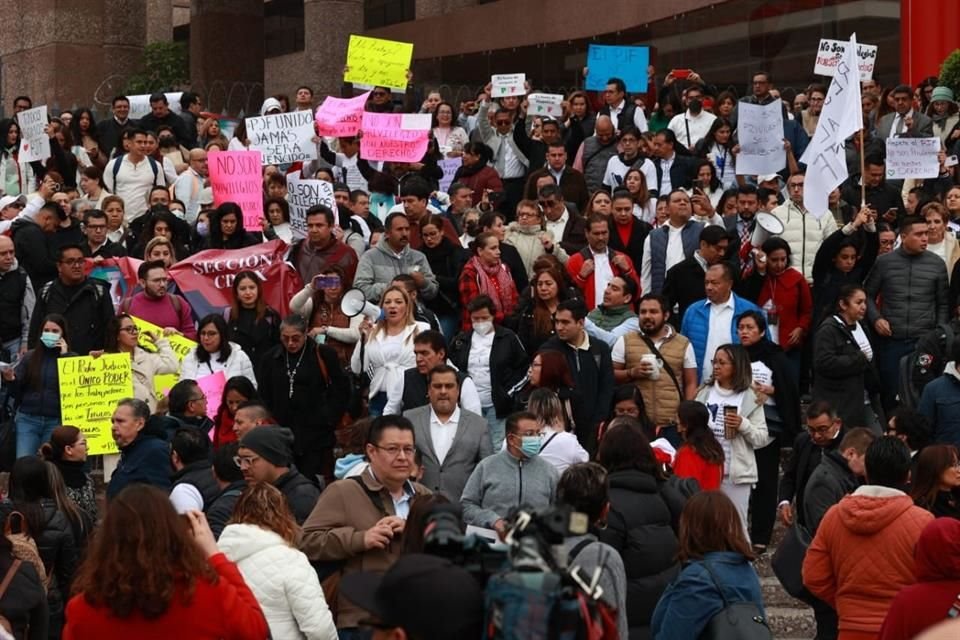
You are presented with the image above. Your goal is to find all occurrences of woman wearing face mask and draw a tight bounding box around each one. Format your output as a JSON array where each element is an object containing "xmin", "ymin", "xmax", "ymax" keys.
[
  {"xmin": 458, "ymin": 231, "xmax": 519, "ymax": 331},
  {"xmin": 811, "ymin": 207, "xmax": 878, "ymax": 327},
  {"xmin": 418, "ymin": 215, "xmax": 469, "ymax": 341},
  {"xmin": 812, "ymin": 285, "xmax": 882, "ymax": 431},
  {"xmin": 289, "ymin": 266, "xmax": 361, "ymax": 367},
  {"xmin": 1, "ymin": 314, "xmax": 74, "ymax": 458},
  {"xmin": 193, "ymin": 209, "xmax": 213, "ymax": 247},
  {"xmin": 503, "ymin": 200, "xmax": 569, "ymax": 277},
  {"xmin": 924, "ymin": 86, "xmax": 960, "ymax": 150},
  {"xmin": 225, "ymin": 270, "xmax": 281, "ymax": 368}
]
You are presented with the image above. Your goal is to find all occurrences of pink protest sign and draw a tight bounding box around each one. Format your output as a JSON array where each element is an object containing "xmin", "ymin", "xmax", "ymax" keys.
[
  {"xmin": 207, "ymin": 150, "xmax": 264, "ymax": 232},
  {"xmin": 315, "ymin": 91, "xmax": 370, "ymax": 137},
  {"xmin": 196, "ymin": 371, "xmax": 227, "ymax": 421},
  {"xmin": 360, "ymin": 112, "xmax": 430, "ymax": 163}
]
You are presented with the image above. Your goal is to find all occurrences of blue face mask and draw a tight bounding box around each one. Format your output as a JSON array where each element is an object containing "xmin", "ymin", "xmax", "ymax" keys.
[
  {"xmin": 520, "ymin": 435, "xmax": 542, "ymax": 458},
  {"xmin": 40, "ymin": 331, "xmax": 60, "ymax": 349}
]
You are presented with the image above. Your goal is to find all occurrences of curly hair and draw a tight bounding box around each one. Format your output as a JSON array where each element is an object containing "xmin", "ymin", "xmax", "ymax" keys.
[
  {"xmin": 71, "ymin": 485, "xmax": 216, "ymax": 619},
  {"xmin": 227, "ymin": 482, "xmax": 299, "ymax": 546}
]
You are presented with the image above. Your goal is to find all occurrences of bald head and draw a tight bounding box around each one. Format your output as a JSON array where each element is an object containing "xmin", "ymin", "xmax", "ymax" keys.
[
  {"xmin": 595, "ymin": 116, "xmax": 615, "ymax": 144},
  {"xmin": 189, "ymin": 148, "xmax": 209, "ymax": 176},
  {"xmin": 0, "ymin": 235, "xmax": 13, "ymax": 272}
]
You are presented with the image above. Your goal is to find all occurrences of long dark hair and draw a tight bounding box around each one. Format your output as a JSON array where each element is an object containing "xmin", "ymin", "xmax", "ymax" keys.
[
  {"xmin": 195, "ymin": 314, "xmax": 232, "ymax": 364},
  {"xmin": 696, "ymin": 117, "xmax": 735, "ymax": 155},
  {"xmin": 911, "ymin": 444, "xmax": 959, "ymax": 510},
  {"xmin": 0, "ymin": 119, "xmax": 20, "ymax": 153},
  {"xmin": 677, "ymin": 400, "xmax": 724, "ymax": 465},
  {"xmin": 217, "ymin": 376, "xmax": 259, "ymax": 420},
  {"xmin": 105, "ymin": 313, "xmax": 133, "ymax": 353},
  {"xmin": 532, "ymin": 349, "xmax": 574, "ymax": 390},
  {"xmin": 230, "ymin": 270, "xmax": 268, "ymax": 323},
  {"xmin": 597, "ymin": 419, "xmax": 664, "ymax": 479},
  {"xmin": 70, "ymin": 108, "xmax": 100, "ymax": 146},
  {"xmin": 27, "ymin": 313, "xmax": 69, "ymax": 390},
  {"xmin": 8, "ymin": 457, "xmax": 52, "ymax": 536},
  {"xmin": 208, "ymin": 203, "xmax": 244, "ymax": 248}
]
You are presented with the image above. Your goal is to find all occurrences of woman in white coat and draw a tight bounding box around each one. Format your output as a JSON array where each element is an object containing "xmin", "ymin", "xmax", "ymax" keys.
[
  {"xmin": 218, "ymin": 483, "xmax": 337, "ymax": 640},
  {"xmin": 180, "ymin": 314, "xmax": 257, "ymax": 387},
  {"xmin": 694, "ymin": 343, "xmax": 769, "ymax": 540}
]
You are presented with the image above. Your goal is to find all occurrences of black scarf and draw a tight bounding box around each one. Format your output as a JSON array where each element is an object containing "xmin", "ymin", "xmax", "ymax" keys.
[
  {"xmin": 743, "ymin": 338, "xmax": 801, "ymax": 440},
  {"xmin": 454, "ymin": 160, "xmax": 489, "ymax": 180},
  {"xmin": 56, "ymin": 459, "xmax": 89, "ymax": 490}
]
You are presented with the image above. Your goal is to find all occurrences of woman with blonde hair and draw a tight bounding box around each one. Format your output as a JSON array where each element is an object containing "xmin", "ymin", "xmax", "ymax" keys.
[
  {"xmin": 526, "ymin": 388, "xmax": 587, "ymax": 473},
  {"xmin": 218, "ymin": 483, "xmax": 337, "ymax": 640}
]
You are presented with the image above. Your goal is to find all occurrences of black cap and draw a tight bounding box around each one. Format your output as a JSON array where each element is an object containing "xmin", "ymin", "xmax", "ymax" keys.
[
  {"xmin": 339, "ymin": 554, "xmax": 484, "ymax": 639},
  {"xmin": 239, "ymin": 426, "xmax": 294, "ymax": 467}
]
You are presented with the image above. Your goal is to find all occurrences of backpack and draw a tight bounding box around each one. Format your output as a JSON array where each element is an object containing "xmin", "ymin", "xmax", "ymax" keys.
[
  {"xmin": 0, "ymin": 558, "xmax": 21, "ymax": 634},
  {"xmin": 899, "ymin": 321, "xmax": 957, "ymax": 409},
  {"xmin": 699, "ymin": 561, "xmax": 772, "ymax": 640},
  {"xmin": 111, "ymin": 153, "xmax": 161, "ymax": 186}
]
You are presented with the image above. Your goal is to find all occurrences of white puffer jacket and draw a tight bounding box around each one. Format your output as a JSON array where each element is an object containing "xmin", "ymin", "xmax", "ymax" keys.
[
  {"xmin": 771, "ymin": 200, "xmax": 838, "ymax": 282},
  {"xmin": 218, "ymin": 523, "xmax": 337, "ymax": 640}
]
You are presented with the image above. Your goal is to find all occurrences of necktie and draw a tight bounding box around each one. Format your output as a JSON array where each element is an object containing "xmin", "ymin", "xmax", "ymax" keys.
[{"xmin": 895, "ymin": 115, "xmax": 905, "ymax": 136}]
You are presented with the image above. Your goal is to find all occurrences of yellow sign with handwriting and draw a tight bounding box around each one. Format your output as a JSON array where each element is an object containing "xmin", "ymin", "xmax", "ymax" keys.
[
  {"xmin": 58, "ymin": 354, "xmax": 133, "ymax": 456},
  {"xmin": 345, "ymin": 35, "xmax": 413, "ymax": 91}
]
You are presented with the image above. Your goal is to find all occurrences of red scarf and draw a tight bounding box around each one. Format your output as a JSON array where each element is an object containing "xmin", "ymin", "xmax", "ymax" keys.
[{"xmin": 469, "ymin": 256, "xmax": 517, "ymax": 314}]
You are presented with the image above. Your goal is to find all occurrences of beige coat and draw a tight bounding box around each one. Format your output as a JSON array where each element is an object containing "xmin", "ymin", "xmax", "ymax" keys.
[{"xmin": 131, "ymin": 340, "xmax": 180, "ymax": 411}]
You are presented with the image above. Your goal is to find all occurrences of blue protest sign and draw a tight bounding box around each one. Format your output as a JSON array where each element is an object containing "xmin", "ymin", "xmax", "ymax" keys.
[{"xmin": 585, "ymin": 45, "xmax": 649, "ymax": 92}]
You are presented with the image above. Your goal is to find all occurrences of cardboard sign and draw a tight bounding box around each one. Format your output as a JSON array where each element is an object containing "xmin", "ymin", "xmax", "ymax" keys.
[
  {"xmin": 735, "ymin": 101, "xmax": 786, "ymax": 176},
  {"xmin": 360, "ymin": 111, "xmax": 430, "ymax": 163},
  {"xmin": 58, "ymin": 354, "xmax": 133, "ymax": 456},
  {"xmin": 16, "ymin": 106, "xmax": 51, "ymax": 163},
  {"xmin": 286, "ymin": 174, "xmax": 335, "ymax": 241},
  {"xmin": 885, "ymin": 137, "xmax": 941, "ymax": 179},
  {"xmin": 527, "ymin": 93, "xmax": 564, "ymax": 117},
  {"xmin": 491, "ymin": 74, "xmax": 526, "ymax": 98},
  {"xmin": 814, "ymin": 38, "xmax": 877, "ymax": 81},
  {"xmin": 585, "ymin": 45, "xmax": 650, "ymax": 92},
  {"xmin": 245, "ymin": 110, "xmax": 317, "ymax": 165},
  {"xmin": 315, "ymin": 92, "xmax": 370, "ymax": 138},
  {"xmin": 438, "ymin": 157, "xmax": 463, "ymax": 193},
  {"xmin": 127, "ymin": 92, "xmax": 183, "ymax": 120},
  {"xmin": 345, "ymin": 35, "xmax": 413, "ymax": 91},
  {"xmin": 207, "ymin": 150, "xmax": 264, "ymax": 231}
]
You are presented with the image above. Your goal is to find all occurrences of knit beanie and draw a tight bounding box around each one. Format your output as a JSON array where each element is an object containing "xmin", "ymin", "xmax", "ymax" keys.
[{"xmin": 239, "ymin": 426, "xmax": 294, "ymax": 467}]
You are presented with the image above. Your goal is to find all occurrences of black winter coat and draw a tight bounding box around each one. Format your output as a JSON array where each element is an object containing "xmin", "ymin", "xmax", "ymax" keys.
[
  {"xmin": 29, "ymin": 277, "xmax": 114, "ymax": 356},
  {"xmin": 597, "ymin": 469, "xmax": 685, "ymax": 639},
  {"xmin": 802, "ymin": 450, "xmax": 859, "ymax": 533},
  {"xmin": 205, "ymin": 480, "xmax": 246, "ymax": 540},
  {"xmin": 0, "ymin": 549, "xmax": 48, "ymax": 640},
  {"xmin": 778, "ymin": 430, "xmax": 844, "ymax": 528},
  {"xmin": 812, "ymin": 317, "xmax": 880, "ymax": 429},
  {"xmin": 275, "ymin": 470, "xmax": 320, "ymax": 525},
  {"xmin": 226, "ymin": 306, "xmax": 281, "ymax": 369},
  {"xmin": 449, "ymin": 326, "xmax": 529, "ymax": 419},
  {"xmin": 421, "ymin": 238, "xmax": 468, "ymax": 317},
  {"xmin": 171, "ymin": 460, "xmax": 221, "ymax": 508}
]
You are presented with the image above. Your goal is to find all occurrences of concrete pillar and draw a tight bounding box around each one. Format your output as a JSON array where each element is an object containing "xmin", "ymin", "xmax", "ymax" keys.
[
  {"xmin": 146, "ymin": 0, "xmax": 174, "ymax": 44},
  {"xmin": 303, "ymin": 0, "xmax": 363, "ymax": 99},
  {"xmin": 900, "ymin": 0, "xmax": 959, "ymax": 86},
  {"xmin": 190, "ymin": 0, "xmax": 263, "ymax": 115}
]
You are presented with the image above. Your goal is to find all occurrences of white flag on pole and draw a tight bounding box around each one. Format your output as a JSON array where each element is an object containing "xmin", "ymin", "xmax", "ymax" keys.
[{"xmin": 800, "ymin": 34, "xmax": 864, "ymax": 218}]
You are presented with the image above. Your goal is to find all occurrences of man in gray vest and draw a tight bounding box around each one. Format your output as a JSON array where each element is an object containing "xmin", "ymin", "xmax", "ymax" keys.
[
  {"xmin": 576, "ymin": 115, "xmax": 618, "ymax": 194},
  {"xmin": 641, "ymin": 190, "xmax": 703, "ymax": 295},
  {"xmin": 384, "ymin": 330, "xmax": 482, "ymax": 416}
]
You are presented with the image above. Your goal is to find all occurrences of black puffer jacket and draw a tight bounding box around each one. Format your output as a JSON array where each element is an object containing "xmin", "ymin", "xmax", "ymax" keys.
[
  {"xmin": 274, "ymin": 470, "xmax": 320, "ymax": 525},
  {"xmin": 597, "ymin": 469, "xmax": 685, "ymax": 639},
  {"xmin": 0, "ymin": 549, "xmax": 48, "ymax": 640},
  {"xmin": 864, "ymin": 247, "xmax": 949, "ymax": 340}
]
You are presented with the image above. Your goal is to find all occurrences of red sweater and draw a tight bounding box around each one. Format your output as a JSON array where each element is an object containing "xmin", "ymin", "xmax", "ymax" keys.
[
  {"xmin": 673, "ymin": 446, "xmax": 723, "ymax": 491},
  {"xmin": 64, "ymin": 553, "xmax": 269, "ymax": 640},
  {"xmin": 758, "ymin": 267, "xmax": 812, "ymax": 353},
  {"xmin": 566, "ymin": 248, "xmax": 640, "ymax": 311}
]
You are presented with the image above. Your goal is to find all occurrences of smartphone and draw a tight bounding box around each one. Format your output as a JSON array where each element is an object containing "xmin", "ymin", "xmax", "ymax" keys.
[
  {"xmin": 671, "ymin": 69, "xmax": 693, "ymax": 80},
  {"xmin": 946, "ymin": 155, "xmax": 959, "ymax": 168},
  {"xmin": 313, "ymin": 275, "xmax": 341, "ymax": 290},
  {"xmin": 883, "ymin": 207, "xmax": 898, "ymax": 220},
  {"xmin": 488, "ymin": 191, "xmax": 505, "ymax": 203}
]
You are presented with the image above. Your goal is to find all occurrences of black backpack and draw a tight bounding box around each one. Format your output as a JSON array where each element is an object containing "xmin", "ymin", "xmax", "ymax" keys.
[
  {"xmin": 899, "ymin": 321, "xmax": 957, "ymax": 409},
  {"xmin": 699, "ymin": 561, "xmax": 772, "ymax": 640}
]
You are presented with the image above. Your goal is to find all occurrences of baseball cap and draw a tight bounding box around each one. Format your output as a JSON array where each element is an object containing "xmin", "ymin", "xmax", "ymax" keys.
[
  {"xmin": 339, "ymin": 553, "xmax": 484, "ymax": 638},
  {"xmin": 0, "ymin": 195, "xmax": 26, "ymax": 210}
]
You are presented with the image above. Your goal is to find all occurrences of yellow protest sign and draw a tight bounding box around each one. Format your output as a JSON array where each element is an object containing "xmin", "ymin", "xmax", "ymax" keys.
[
  {"xmin": 131, "ymin": 316, "xmax": 196, "ymax": 401},
  {"xmin": 58, "ymin": 354, "xmax": 133, "ymax": 456},
  {"xmin": 344, "ymin": 35, "xmax": 413, "ymax": 91}
]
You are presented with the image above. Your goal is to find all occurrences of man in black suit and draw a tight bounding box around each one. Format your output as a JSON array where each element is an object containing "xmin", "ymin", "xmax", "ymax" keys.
[
  {"xmin": 652, "ymin": 129, "xmax": 698, "ymax": 197},
  {"xmin": 662, "ymin": 224, "xmax": 730, "ymax": 327},
  {"xmin": 723, "ymin": 184, "xmax": 762, "ymax": 277}
]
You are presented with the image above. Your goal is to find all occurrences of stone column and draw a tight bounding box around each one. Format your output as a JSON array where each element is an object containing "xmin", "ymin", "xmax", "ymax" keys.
[
  {"xmin": 190, "ymin": 0, "xmax": 264, "ymax": 115},
  {"xmin": 146, "ymin": 0, "xmax": 174, "ymax": 44},
  {"xmin": 303, "ymin": 0, "xmax": 363, "ymax": 99}
]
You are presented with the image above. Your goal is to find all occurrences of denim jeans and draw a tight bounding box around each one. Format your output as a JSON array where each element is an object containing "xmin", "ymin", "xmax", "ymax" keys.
[
  {"xmin": 16, "ymin": 412, "xmax": 59, "ymax": 459},
  {"xmin": 338, "ymin": 629, "xmax": 372, "ymax": 640},
  {"xmin": 368, "ymin": 391, "xmax": 388, "ymax": 417},
  {"xmin": 484, "ymin": 405, "xmax": 506, "ymax": 451}
]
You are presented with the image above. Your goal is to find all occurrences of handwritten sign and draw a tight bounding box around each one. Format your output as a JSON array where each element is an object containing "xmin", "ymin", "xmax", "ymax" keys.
[
  {"xmin": 196, "ymin": 371, "xmax": 226, "ymax": 420},
  {"xmin": 17, "ymin": 106, "xmax": 51, "ymax": 163},
  {"xmin": 58, "ymin": 354, "xmax": 133, "ymax": 456},
  {"xmin": 245, "ymin": 111, "xmax": 317, "ymax": 165},
  {"xmin": 491, "ymin": 74, "xmax": 526, "ymax": 98},
  {"xmin": 207, "ymin": 150, "xmax": 264, "ymax": 232},
  {"xmin": 360, "ymin": 112, "xmax": 430, "ymax": 163},
  {"xmin": 131, "ymin": 316, "xmax": 196, "ymax": 401},
  {"xmin": 585, "ymin": 45, "xmax": 650, "ymax": 92},
  {"xmin": 527, "ymin": 93, "xmax": 564, "ymax": 118},
  {"xmin": 286, "ymin": 174, "xmax": 335, "ymax": 240},
  {"xmin": 315, "ymin": 92, "xmax": 370, "ymax": 138},
  {"xmin": 438, "ymin": 157, "xmax": 463, "ymax": 193},
  {"xmin": 814, "ymin": 39, "xmax": 877, "ymax": 81},
  {"xmin": 736, "ymin": 101, "xmax": 786, "ymax": 176},
  {"xmin": 127, "ymin": 92, "xmax": 183, "ymax": 120},
  {"xmin": 345, "ymin": 35, "xmax": 413, "ymax": 91},
  {"xmin": 885, "ymin": 138, "xmax": 941, "ymax": 179}
]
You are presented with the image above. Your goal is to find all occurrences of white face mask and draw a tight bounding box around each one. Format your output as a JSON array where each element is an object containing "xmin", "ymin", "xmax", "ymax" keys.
[{"xmin": 473, "ymin": 321, "xmax": 494, "ymax": 336}]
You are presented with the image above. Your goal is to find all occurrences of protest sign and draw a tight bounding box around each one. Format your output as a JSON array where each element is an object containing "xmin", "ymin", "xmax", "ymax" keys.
[
  {"xmin": 360, "ymin": 111, "xmax": 430, "ymax": 163},
  {"xmin": 585, "ymin": 45, "xmax": 650, "ymax": 92},
  {"xmin": 814, "ymin": 38, "xmax": 878, "ymax": 81},
  {"xmin": 86, "ymin": 256, "xmax": 142, "ymax": 310},
  {"xmin": 286, "ymin": 174, "xmax": 335, "ymax": 240},
  {"xmin": 197, "ymin": 371, "xmax": 226, "ymax": 420},
  {"xmin": 131, "ymin": 315, "xmax": 196, "ymax": 402},
  {"xmin": 885, "ymin": 138, "xmax": 941, "ymax": 179},
  {"xmin": 736, "ymin": 101, "xmax": 786, "ymax": 176},
  {"xmin": 345, "ymin": 35, "xmax": 413, "ymax": 91},
  {"xmin": 491, "ymin": 74, "xmax": 526, "ymax": 98},
  {"xmin": 245, "ymin": 111, "xmax": 317, "ymax": 165},
  {"xmin": 207, "ymin": 150, "xmax": 264, "ymax": 231},
  {"xmin": 59, "ymin": 354, "xmax": 133, "ymax": 456},
  {"xmin": 168, "ymin": 240, "xmax": 303, "ymax": 319},
  {"xmin": 16, "ymin": 106, "xmax": 51, "ymax": 163},
  {"xmin": 315, "ymin": 92, "xmax": 370, "ymax": 138},
  {"xmin": 127, "ymin": 92, "xmax": 183, "ymax": 120},
  {"xmin": 438, "ymin": 157, "xmax": 463, "ymax": 193},
  {"xmin": 527, "ymin": 93, "xmax": 564, "ymax": 117}
]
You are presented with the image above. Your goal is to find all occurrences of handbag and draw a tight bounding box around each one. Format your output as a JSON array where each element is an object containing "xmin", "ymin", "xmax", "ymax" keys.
[
  {"xmin": 699, "ymin": 560, "xmax": 772, "ymax": 640},
  {"xmin": 770, "ymin": 523, "xmax": 817, "ymax": 605}
]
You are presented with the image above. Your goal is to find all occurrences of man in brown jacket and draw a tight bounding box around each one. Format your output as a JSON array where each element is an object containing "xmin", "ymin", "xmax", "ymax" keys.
[{"xmin": 300, "ymin": 415, "xmax": 430, "ymax": 634}]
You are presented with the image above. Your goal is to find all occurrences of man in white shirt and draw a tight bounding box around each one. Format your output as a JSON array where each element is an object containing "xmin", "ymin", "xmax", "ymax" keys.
[
  {"xmin": 103, "ymin": 128, "xmax": 166, "ymax": 224},
  {"xmin": 641, "ymin": 190, "xmax": 702, "ymax": 294},
  {"xmin": 597, "ymin": 78, "xmax": 648, "ymax": 134},
  {"xmin": 172, "ymin": 148, "xmax": 208, "ymax": 224},
  {"xmin": 384, "ymin": 330, "xmax": 482, "ymax": 416},
  {"xmin": 667, "ymin": 86, "xmax": 716, "ymax": 152},
  {"xmin": 877, "ymin": 84, "xmax": 934, "ymax": 139}
]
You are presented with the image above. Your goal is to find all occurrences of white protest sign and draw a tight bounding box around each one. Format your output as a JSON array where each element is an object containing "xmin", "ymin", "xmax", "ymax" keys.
[
  {"xmin": 400, "ymin": 114, "xmax": 432, "ymax": 130},
  {"xmin": 491, "ymin": 74, "xmax": 526, "ymax": 98},
  {"xmin": 17, "ymin": 106, "xmax": 51, "ymax": 163},
  {"xmin": 286, "ymin": 174, "xmax": 335, "ymax": 240},
  {"xmin": 245, "ymin": 110, "xmax": 318, "ymax": 165},
  {"xmin": 438, "ymin": 157, "xmax": 462, "ymax": 193},
  {"xmin": 884, "ymin": 137, "xmax": 941, "ymax": 179},
  {"xmin": 127, "ymin": 92, "xmax": 183, "ymax": 120},
  {"xmin": 527, "ymin": 93, "xmax": 564, "ymax": 117},
  {"xmin": 735, "ymin": 101, "xmax": 785, "ymax": 176},
  {"xmin": 814, "ymin": 39, "xmax": 877, "ymax": 81}
]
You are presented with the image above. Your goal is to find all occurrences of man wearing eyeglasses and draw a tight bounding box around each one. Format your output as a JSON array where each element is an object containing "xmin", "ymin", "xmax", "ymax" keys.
[
  {"xmin": 28, "ymin": 243, "xmax": 114, "ymax": 355},
  {"xmin": 772, "ymin": 173, "xmax": 838, "ymax": 282},
  {"xmin": 121, "ymin": 260, "xmax": 196, "ymax": 339},
  {"xmin": 301, "ymin": 415, "xmax": 430, "ymax": 635},
  {"xmin": 237, "ymin": 425, "xmax": 319, "ymax": 525}
]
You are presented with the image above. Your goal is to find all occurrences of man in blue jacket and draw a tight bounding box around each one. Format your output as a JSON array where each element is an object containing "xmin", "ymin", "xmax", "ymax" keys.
[
  {"xmin": 107, "ymin": 399, "xmax": 172, "ymax": 499},
  {"xmin": 681, "ymin": 263, "xmax": 763, "ymax": 382},
  {"xmin": 918, "ymin": 340, "xmax": 960, "ymax": 447}
]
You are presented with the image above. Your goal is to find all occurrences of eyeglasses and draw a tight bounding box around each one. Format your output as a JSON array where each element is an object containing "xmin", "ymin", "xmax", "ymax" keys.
[
  {"xmin": 711, "ymin": 359, "xmax": 732, "ymax": 366},
  {"xmin": 372, "ymin": 444, "xmax": 415, "ymax": 458},
  {"xmin": 119, "ymin": 326, "xmax": 139, "ymax": 334},
  {"xmin": 189, "ymin": 394, "xmax": 207, "ymax": 403},
  {"xmin": 517, "ymin": 210, "xmax": 540, "ymax": 219},
  {"xmin": 60, "ymin": 258, "xmax": 84, "ymax": 266},
  {"xmin": 233, "ymin": 455, "xmax": 260, "ymax": 467},
  {"xmin": 538, "ymin": 200, "xmax": 558, "ymax": 208},
  {"xmin": 807, "ymin": 425, "xmax": 834, "ymax": 436},
  {"xmin": 85, "ymin": 224, "xmax": 107, "ymax": 231},
  {"xmin": 787, "ymin": 183, "xmax": 805, "ymax": 190}
]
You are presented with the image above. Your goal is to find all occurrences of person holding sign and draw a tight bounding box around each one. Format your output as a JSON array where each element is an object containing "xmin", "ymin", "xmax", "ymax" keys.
[
  {"xmin": 204, "ymin": 203, "xmax": 262, "ymax": 250},
  {"xmin": 181, "ymin": 314, "xmax": 257, "ymax": 388},
  {"xmin": 2, "ymin": 313, "xmax": 73, "ymax": 458},
  {"xmin": 432, "ymin": 102, "xmax": 468, "ymax": 157},
  {"xmin": 102, "ymin": 314, "xmax": 180, "ymax": 413},
  {"xmin": 597, "ymin": 78, "xmax": 649, "ymax": 135},
  {"xmin": 0, "ymin": 119, "xmax": 38, "ymax": 196}
]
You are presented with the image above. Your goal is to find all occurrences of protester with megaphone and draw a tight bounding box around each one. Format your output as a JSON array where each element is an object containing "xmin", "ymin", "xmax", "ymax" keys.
[{"xmin": 289, "ymin": 264, "xmax": 360, "ymax": 366}]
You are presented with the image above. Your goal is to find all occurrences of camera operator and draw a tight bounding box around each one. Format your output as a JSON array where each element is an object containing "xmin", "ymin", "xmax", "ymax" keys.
[{"xmin": 461, "ymin": 411, "xmax": 558, "ymax": 538}]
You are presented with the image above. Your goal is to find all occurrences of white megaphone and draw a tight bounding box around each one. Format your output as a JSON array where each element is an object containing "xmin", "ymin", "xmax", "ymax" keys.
[
  {"xmin": 751, "ymin": 212, "xmax": 785, "ymax": 247},
  {"xmin": 341, "ymin": 288, "xmax": 382, "ymax": 321}
]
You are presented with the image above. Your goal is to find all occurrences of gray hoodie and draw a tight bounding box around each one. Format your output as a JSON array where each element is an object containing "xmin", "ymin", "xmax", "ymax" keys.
[
  {"xmin": 461, "ymin": 449, "xmax": 558, "ymax": 528},
  {"xmin": 353, "ymin": 237, "xmax": 438, "ymax": 302}
]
